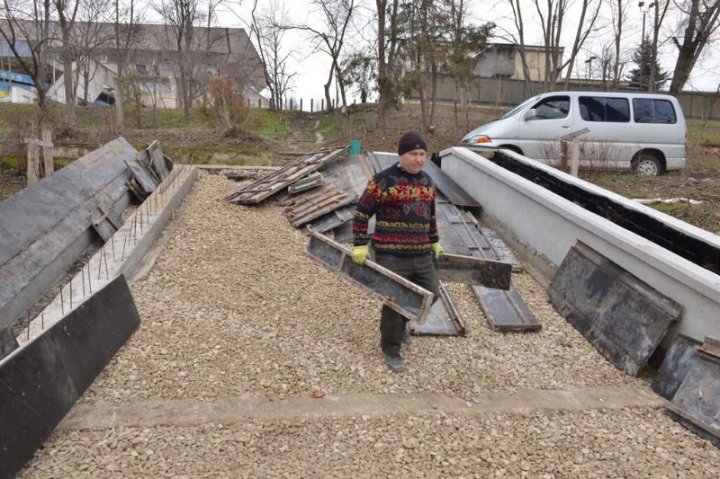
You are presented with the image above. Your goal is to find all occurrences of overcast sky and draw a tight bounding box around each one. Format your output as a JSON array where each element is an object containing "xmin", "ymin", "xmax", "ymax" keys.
[{"xmin": 208, "ymin": 0, "xmax": 720, "ymax": 103}]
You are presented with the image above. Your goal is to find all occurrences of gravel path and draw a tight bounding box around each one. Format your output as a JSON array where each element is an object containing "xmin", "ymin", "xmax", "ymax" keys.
[{"xmin": 19, "ymin": 172, "xmax": 720, "ymax": 477}]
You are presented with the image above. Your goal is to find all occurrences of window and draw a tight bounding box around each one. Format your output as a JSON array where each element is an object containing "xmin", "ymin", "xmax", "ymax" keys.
[
  {"xmin": 633, "ymin": 98, "xmax": 677, "ymax": 124},
  {"xmin": 579, "ymin": 96, "xmax": 630, "ymax": 122},
  {"xmin": 532, "ymin": 96, "xmax": 570, "ymax": 120}
]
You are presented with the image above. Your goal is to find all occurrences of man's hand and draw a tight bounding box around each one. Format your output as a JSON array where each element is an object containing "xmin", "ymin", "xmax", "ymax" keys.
[
  {"xmin": 431, "ymin": 242, "xmax": 444, "ymax": 260},
  {"xmin": 352, "ymin": 245, "xmax": 370, "ymax": 265}
]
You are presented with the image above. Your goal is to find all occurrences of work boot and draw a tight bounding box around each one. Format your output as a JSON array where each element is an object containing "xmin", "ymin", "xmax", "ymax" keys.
[
  {"xmin": 384, "ymin": 352, "xmax": 405, "ymax": 373},
  {"xmin": 401, "ymin": 325, "xmax": 413, "ymax": 346}
]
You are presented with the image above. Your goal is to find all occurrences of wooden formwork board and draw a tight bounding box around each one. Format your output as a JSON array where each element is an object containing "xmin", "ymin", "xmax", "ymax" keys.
[
  {"xmin": 306, "ymin": 230, "xmax": 433, "ymax": 324},
  {"xmin": 227, "ymin": 147, "xmax": 346, "ymax": 205},
  {"xmin": 285, "ymin": 185, "xmax": 357, "ymax": 228}
]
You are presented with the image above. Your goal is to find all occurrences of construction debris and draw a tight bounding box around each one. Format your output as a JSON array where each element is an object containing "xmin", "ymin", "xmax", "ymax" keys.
[
  {"xmin": 287, "ymin": 172, "xmax": 324, "ymax": 194},
  {"xmin": 226, "ymin": 146, "xmax": 346, "ymax": 204},
  {"xmin": 435, "ymin": 253, "xmax": 511, "ymax": 290},
  {"xmin": 284, "ymin": 185, "xmax": 357, "ymax": 228}
]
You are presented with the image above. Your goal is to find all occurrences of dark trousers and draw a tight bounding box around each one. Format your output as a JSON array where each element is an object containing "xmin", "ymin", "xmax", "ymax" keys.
[{"xmin": 374, "ymin": 251, "xmax": 440, "ymax": 355}]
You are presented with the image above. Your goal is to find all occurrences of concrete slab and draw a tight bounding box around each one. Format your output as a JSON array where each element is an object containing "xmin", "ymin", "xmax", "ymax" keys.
[{"xmin": 57, "ymin": 386, "xmax": 665, "ymax": 431}]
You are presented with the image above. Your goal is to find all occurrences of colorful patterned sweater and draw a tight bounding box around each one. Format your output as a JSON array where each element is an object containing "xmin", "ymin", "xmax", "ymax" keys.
[{"xmin": 353, "ymin": 163, "xmax": 438, "ymax": 256}]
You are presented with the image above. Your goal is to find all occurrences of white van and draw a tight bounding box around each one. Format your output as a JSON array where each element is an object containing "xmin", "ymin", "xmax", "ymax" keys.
[{"xmin": 461, "ymin": 91, "xmax": 687, "ymax": 176}]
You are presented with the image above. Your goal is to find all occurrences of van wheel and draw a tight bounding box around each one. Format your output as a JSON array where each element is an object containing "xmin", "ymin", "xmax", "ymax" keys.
[{"xmin": 635, "ymin": 153, "xmax": 663, "ymax": 177}]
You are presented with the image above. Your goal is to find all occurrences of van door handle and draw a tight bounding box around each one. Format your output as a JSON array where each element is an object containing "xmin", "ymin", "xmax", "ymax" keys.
[{"xmin": 561, "ymin": 125, "xmax": 570, "ymax": 128}]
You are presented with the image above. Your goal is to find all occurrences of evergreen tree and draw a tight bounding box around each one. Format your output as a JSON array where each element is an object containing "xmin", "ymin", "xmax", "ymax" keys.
[{"xmin": 627, "ymin": 38, "xmax": 669, "ymax": 91}]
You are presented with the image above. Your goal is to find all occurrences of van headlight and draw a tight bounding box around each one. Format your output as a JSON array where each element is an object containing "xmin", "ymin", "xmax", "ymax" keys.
[{"xmin": 464, "ymin": 135, "xmax": 492, "ymax": 144}]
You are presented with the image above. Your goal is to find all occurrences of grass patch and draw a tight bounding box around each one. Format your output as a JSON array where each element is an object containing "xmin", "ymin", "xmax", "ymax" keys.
[{"xmin": 687, "ymin": 118, "xmax": 720, "ymax": 146}]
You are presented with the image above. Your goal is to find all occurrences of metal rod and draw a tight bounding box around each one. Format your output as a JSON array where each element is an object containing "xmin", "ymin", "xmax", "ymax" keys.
[
  {"xmin": 112, "ymin": 236, "xmax": 116, "ymax": 262},
  {"xmin": 121, "ymin": 236, "xmax": 127, "ymax": 261},
  {"xmin": 139, "ymin": 211, "xmax": 143, "ymax": 235},
  {"xmin": 104, "ymin": 248, "xmax": 110, "ymax": 279},
  {"xmin": 82, "ymin": 267, "xmax": 86, "ymax": 298},
  {"xmin": 41, "ymin": 312, "xmax": 45, "ymax": 330},
  {"xmin": 88, "ymin": 264, "xmax": 92, "ymax": 294},
  {"xmin": 97, "ymin": 249, "xmax": 103, "ymax": 280},
  {"xmin": 69, "ymin": 280, "xmax": 73, "ymax": 309},
  {"xmin": 60, "ymin": 287, "xmax": 65, "ymax": 315},
  {"xmin": 26, "ymin": 312, "xmax": 30, "ymax": 341}
]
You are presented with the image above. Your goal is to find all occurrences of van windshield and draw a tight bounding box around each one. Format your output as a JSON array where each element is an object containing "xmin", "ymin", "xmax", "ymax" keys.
[{"xmin": 501, "ymin": 95, "xmax": 540, "ymax": 119}]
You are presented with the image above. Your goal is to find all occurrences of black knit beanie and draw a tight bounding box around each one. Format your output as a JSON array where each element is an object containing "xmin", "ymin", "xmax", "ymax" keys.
[{"xmin": 397, "ymin": 131, "xmax": 427, "ymax": 156}]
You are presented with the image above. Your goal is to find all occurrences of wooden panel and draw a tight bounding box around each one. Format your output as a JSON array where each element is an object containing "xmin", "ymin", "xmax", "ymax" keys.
[
  {"xmin": 436, "ymin": 253, "xmax": 511, "ymax": 289},
  {"xmin": 227, "ymin": 147, "xmax": 346, "ymax": 204},
  {"xmin": 549, "ymin": 241, "xmax": 683, "ymax": 376},
  {"xmin": 306, "ymin": 230, "xmax": 433, "ymax": 323}
]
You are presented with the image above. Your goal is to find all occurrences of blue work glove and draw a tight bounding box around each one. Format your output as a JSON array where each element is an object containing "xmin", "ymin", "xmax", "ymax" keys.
[{"xmin": 352, "ymin": 245, "xmax": 370, "ymax": 265}]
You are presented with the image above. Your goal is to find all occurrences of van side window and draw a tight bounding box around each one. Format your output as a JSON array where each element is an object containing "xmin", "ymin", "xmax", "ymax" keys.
[
  {"xmin": 632, "ymin": 98, "xmax": 677, "ymax": 124},
  {"xmin": 579, "ymin": 96, "xmax": 630, "ymax": 122},
  {"xmin": 532, "ymin": 96, "xmax": 570, "ymax": 119}
]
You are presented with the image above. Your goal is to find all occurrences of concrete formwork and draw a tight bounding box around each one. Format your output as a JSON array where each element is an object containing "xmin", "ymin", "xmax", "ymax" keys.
[
  {"xmin": 0, "ymin": 138, "xmax": 138, "ymax": 329},
  {"xmin": 440, "ymin": 146, "xmax": 720, "ymax": 347}
]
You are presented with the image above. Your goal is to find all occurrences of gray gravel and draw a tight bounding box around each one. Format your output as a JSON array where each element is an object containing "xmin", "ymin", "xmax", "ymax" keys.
[{"xmin": 18, "ymin": 172, "xmax": 720, "ymax": 477}]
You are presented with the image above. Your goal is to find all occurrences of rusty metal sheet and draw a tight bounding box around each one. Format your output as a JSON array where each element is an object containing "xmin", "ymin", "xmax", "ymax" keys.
[
  {"xmin": 410, "ymin": 282, "xmax": 466, "ymax": 336},
  {"xmin": 548, "ymin": 241, "xmax": 682, "ymax": 376},
  {"xmin": 227, "ymin": 147, "xmax": 347, "ymax": 204},
  {"xmin": 667, "ymin": 342, "xmax": 720, "ymax": 446},
  {"xmin": 437, "ymin": 253, "xmax": 511, "ymax": 289},
  {"xmin": 306, "ymin": 230, "xmax": 433, "ymax": 323},
  {"xmin": 285, "ymin": 185, "xmax": 357, "ymax": 228}
]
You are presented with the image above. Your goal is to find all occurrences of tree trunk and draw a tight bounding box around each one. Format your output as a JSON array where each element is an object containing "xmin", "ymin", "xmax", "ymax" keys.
[
  {"xmin": 115, "ymin": 69, "xmax": 125, "ymax": 131},
  {"xmin": 63, "ymin": 53, "xmax": 76, "ymax": 124}
]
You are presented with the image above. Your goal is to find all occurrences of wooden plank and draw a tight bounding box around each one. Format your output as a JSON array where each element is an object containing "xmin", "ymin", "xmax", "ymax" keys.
[
  {"xmin": 306, "ymin": 230, "xmax": 433, "ymax": 323},
  {"xmin": 42, "ymin": 130, "xmax": 54, "ymax": 177},
  {"xmin": 548, "ymin": 241, "xmax": 683, "ymax": 376},
  {"xmin": 436, "ymin": 253, "xmax": 511, "ymax": 289},
  {"xmin": 227, "ymin": 147, "xmax": 346, "ymax": 205}
]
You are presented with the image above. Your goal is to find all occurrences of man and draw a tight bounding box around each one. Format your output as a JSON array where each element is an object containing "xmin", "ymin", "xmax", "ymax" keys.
[{"xmin": 351, "ymin": 131, "xmax": 443, "ymax": 373}]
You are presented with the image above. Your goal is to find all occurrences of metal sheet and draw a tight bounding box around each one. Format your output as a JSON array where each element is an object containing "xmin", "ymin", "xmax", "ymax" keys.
[
  {"xmin": 474, "ymin": 285, "xmax": 541, "ymax": 332},
  {"xmin": 651, "ymin": 335, "xmax": 701, "ymax": 400},
  {"xmin": 548, "ymin": 241, "xmax": 683, "ymax": 376},
  {"xmin": 410, "ymin": 282, "xmax": 466, "ymax": 336},
  {"xmin": 227, "ymin": 147, "xmax": 347, "ymax": 204},
  {"xmin": 436, "ymin": 253, "xmax": 511, "ymax": 289},
  {"xmin": 667, "ymin": 347, "xmax": 720, "ymax": 446},
  {"xmin": 306, "ymin": 230, "xmax": 433, "ymax": 323}
]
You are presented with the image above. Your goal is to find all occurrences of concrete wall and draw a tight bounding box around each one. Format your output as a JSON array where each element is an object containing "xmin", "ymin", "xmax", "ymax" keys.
[{"xmin": 440, "ymin": 146, "xmax": 720, "ymax": 346}]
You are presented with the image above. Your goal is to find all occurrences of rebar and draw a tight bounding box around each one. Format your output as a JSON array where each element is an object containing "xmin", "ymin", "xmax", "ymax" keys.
[{"xmin": 60, "ymin": 287, "xmax": 65, "ymax": 315}]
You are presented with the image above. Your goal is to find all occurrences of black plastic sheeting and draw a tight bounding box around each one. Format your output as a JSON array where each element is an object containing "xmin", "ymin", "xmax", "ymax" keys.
[{"xmin": 493, "ymin": 152, "xmax": 720, "ymax": 276}]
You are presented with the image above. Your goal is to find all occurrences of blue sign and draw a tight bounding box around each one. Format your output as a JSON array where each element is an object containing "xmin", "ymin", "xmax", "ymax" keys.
[{"xmin": 0, "ymin": 69, "xmax": 34, "ymax": 86}]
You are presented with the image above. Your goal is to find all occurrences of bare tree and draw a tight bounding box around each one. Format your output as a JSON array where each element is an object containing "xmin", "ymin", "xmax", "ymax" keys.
[
  {"xmin": 54, "ymin": 0, "xmax": 81, "ymax": 124},
  {"xmin": 505, "ymin": 0, "xmax": 533, "ymax": 92},
  {"xmin": 647, "ymin": 0, "xmax": 671, "ymax": 92},
  {"xmin": 246, "ymin": 0, "xmax": 295, "ymax": 109},
  {"xmin": 70, "ymin": 0, "xmax": 113, "ymax": 105},
  {"xmin": 154, "ymin": 0, "xmax": 199, "ymax": 121},
  {"xmin": 446, "ymin": 0, "xmax": 493, "ymax": 130},
  {"xmin": 561, "ymin": 0, "xmax": 601, "ymax": 89},
  {"xmin": 0, "ymin": 0, "xmax": 55, "ymax": 120},
  {"xmin": 608, "ymin": 0, "xmax": 630, "ymax": 90},
  {"xmin": 375, "ymin": 0, "xmax": 400, "ymax": 121},
  {"xmin": 669, "ymin": 0, "xmax": 720, "ymax": 95},
  {"xmin": 113, "ymin": 0, "xmax": 142, "ymax": 131},
  {"xmin": 291, "ymin": 0, "xmax": 356, "ymax": 112}
]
